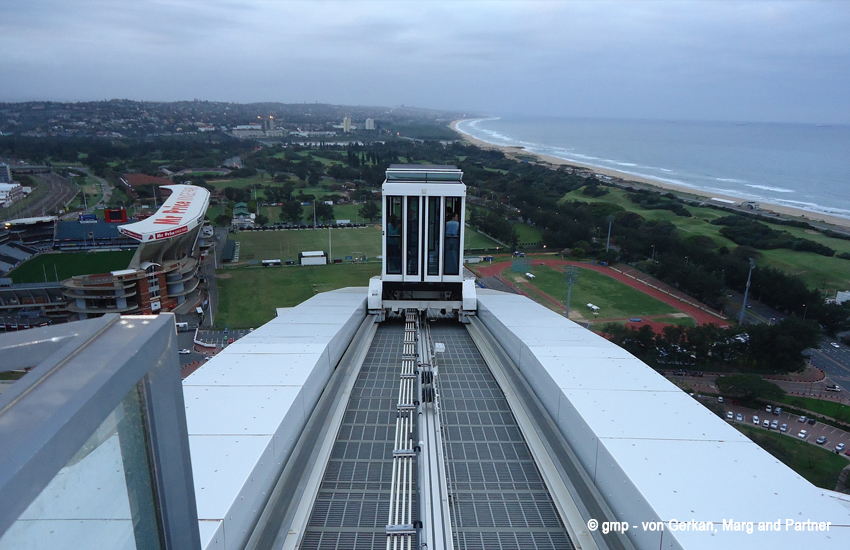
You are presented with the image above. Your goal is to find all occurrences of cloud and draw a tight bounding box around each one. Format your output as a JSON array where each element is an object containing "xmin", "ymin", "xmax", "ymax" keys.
[{"xmin": 0, "ymin": 0, "xmax": 847, "ymax": 122}]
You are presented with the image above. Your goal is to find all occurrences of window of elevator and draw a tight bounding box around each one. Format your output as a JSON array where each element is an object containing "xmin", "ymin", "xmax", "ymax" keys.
[
  {"xmin": 443, "ymin": 196, "xmax": 462, "ymax": 276},
  {"xmin": 386, "ymin": 196, "xmax": 403, "ymax": 274}
]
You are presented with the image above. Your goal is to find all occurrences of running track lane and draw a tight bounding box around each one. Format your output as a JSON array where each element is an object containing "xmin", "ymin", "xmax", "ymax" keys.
[{"xmin": 472, "ymin": 259, "xmax": 729, "ymax": 328}]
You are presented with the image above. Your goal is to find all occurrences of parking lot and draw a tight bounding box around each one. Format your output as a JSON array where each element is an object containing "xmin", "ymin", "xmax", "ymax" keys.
[{"xmin": 720, "ymin": 400, "xmax": 850, "ymax": 457}]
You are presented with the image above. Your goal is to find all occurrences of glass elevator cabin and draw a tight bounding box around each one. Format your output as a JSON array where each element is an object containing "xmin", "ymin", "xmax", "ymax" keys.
[{"xmin": 368, "ymin": 165, "xmax": 476, "ymax": 319}]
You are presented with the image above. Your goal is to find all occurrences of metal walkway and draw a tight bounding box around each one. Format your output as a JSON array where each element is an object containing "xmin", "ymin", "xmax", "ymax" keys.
[
  {"xmin": 247, "ymin": 309, "xmax": 602, "ymax": 550},
  {"xmin": 301, "ymin": 320, "xmax": 417, "ymax": 550},
  {"xmin": 431, "ymin": 321, "xmax": 574, "ymax": 550}
]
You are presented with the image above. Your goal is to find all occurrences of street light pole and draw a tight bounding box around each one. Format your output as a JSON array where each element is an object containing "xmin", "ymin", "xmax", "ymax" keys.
[
  {"xmin": 651, "ymin": 244, "xmax": 656, "ymax": 262},
  {"xmin": 565, "ymin": 266, "xmax": 579, "ymax": 319},
  {"xmin": 605, "ymin": 215, "xmax": 614, "ymax": 253},
  {"xmin": 739, "ymin": 257, "xmax": 755, "ymax": 325}
]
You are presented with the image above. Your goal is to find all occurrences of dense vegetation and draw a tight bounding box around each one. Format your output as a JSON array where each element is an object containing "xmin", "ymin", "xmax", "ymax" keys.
[{"xmin": 711, "ymin": 216, "xmax": 835, "ymax": 256}]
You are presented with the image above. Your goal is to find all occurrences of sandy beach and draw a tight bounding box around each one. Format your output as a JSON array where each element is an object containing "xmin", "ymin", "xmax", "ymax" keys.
[{"xmin": 450, "ymin": 120, "xmax": 850, "ymax": 231}]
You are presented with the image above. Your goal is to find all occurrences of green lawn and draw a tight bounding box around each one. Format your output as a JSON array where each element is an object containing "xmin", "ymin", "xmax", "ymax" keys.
[
  {"xmin": 215, "ymin": 263, "xmax": 380, "ymax": 328},
  {"xmin": 518, "ymin": 264, "xmax": 682, "ymax": 320},
  {"xmin": 465, "ymin": 227, "xmax": 503, "ymax": 250},
  {"xmin": 9, "ymin": 250, "xmax": 136, "ymax": 283},
  {"xmin": 736, "ymin": 425, "xmax": 847, "ymax": 490},
  {"xmin": 231, "ymin": 226, "xmax": 383, "ymax": 262},
  {"xmin": 772, "ymin": 395, "xmax": 850, "ymax": 424},
  {"xmin": 561, "ymin": 186, "xmax": 850, "ymax": 289},
  {"xmin": 514, "ymin": 223, "xmax": 542, "ymax": 244}
]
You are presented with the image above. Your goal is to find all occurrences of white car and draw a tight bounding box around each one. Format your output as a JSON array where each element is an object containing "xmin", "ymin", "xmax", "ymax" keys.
[
  {"xmin": 765, "ymin": 405, "xmax": 772, "ymax": 413},
  {"xmin": 831, "ymin": 342, "xmax": 840, "ymax": 348},
  {"xmin": 798, "ymin": 416, "xmax": 807, "ymax": 423},
  {"xmin": 726, "ymin": 411, "xmax": 734, "ymax": 420},
  {"xmin": 770, "ymin": 420, "xmax": 779, "ymax": 430},
  {"xmin": 780, "ymin": 423, "xmax": 788, "ymax": 432},
  {"xmin": 798, "ymin": 430, "xmax": 808, "ymax": 439},
  {"xmin": 753, "ymin": 415, "xmax": 760, "ymax": 425},
  {"xmin": 762, "ymin": 419, "xmax": 770, "ymax": 428},
  {"xmin": 717, "ymin": 396, "xmax": 724, "ymax": 403},
  {"xmin": 736, "ymin": 413, "xmax": 744, "ymax": 422},
  {"xmin": 836, "ymin": 443, "xmax": 846, "ymax": 452},
  {"xmin": 178, "ymin": 349, "xmax": 191, "ymax": 355}
]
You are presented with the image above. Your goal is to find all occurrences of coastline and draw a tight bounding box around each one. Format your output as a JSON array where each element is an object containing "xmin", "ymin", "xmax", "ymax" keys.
[{"xmin": 450, "ymin": 120, "xmax": 850, "ymax": 231}]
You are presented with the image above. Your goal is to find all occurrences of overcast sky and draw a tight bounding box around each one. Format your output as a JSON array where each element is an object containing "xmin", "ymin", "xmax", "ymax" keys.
[{"xmin": 1, "ymin": 0, "xmax": 848, "ymax": 123}]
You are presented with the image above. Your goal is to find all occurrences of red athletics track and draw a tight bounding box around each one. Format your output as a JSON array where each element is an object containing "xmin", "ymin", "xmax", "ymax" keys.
[{"xmin": 472, "ymin": 259, "xmax": 730, "ymax": 328}]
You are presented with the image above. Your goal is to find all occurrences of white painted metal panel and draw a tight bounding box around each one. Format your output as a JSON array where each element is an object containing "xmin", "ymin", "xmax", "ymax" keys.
[{"xmin": 476, "ymin": 290, "xmax": 850, "ymax": 549}]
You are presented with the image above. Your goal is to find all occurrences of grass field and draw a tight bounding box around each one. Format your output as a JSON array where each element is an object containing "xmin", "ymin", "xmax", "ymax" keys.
[
  {"xmin": 465, "ymin": 227, "xmax": 503, "ymax": 250},
  {"xmin": 736, "ymin": 425, "xmax": 847, "ymax": 490},
  {"xmin": 231, "ymin": 226, "xmax": 383, "ymax": 261},
  {"xmin": 562, "ymin": 186, "xmax": 850, "ymax": 290},
  {"xmin": 772, "ymin": 395, "xmax": 850, "ymax": 424},
  {"xmin": 215, "ymin": 263, "xmax": 380, "ymax": 328},
  {"xmin": 9, "ymin": 250, "xmax": 136, "ymax": 283},
  {"xmin": 516, "ymin": 264, "xmax": 682, "ymax": 320},
  {"xmin": 514, "ymin": 223, "xmax": 543, "ymax": 244}
]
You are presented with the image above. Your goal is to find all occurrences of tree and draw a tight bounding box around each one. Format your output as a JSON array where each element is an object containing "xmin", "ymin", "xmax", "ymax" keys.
[
  {"xmin": 255, "ymin": 214, "xmax": 268, "ymax": 227},
  {"xmin": 715, "ymin": 374, "xmax": 785, "ymax": 402},
  {"xmin": 214, "ymin": 214, "xmax": 231, "ymax": 227},
  {"xmin": 316, "ymin": 202, "xmax": 335, "ymax": 223},
  {"xmin": 359, "ymin": 201, "xmax": 380, "ymax": 223},
  {"xmin": 279, "ymin": 201, "xmax": 303, "ymax": 224}
]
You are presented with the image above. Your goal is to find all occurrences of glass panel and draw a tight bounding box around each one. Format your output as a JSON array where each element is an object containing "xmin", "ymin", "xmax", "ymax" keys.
[
  {"xmin": 427, "ymin": 197, "xmax": 441, "ymax": 276},
  {"xmin": 0, "ymin": 383, "xmax": 162, "ymax": 550},
  {"xmin": 386, "ymin": 196, "xmax": 403, "ymax": 275},
  {"xmin": 406, "ymin": 197, "xmax": 420, "ymax": 277},
  {"xmin": 444, "ymin": 197, "xmax": 462, "ymax": 275}
]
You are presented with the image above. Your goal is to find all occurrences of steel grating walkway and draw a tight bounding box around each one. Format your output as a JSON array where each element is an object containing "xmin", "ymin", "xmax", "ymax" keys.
[
  {"xmin": 430, "ymin": 321, "xmax": 575, "ymax": 550},
  {"xmin": 301, "ymin": 321, "xmax": 419, "ymax": 550}
]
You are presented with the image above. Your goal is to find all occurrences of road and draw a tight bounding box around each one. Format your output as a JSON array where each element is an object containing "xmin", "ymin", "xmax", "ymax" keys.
[{"xmin": 807, "ymin": 338, "xmax": 850, "ymax": 394}]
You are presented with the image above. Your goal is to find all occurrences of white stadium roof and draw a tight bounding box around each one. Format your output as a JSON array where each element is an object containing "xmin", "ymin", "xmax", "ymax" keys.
[{"xmin": 118, "ymin": 185, "xmax": 210, "ymax": 243}]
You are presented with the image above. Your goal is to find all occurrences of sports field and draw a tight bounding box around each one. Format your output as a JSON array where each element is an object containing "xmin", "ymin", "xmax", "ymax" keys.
[
  {"xmin": 231, "ymin": 226, "xmax": 383, "ymax": 261},
  {"xmin": 215, "ymin": 263, "xmax": 380, "ymax": 328},
  {"xmin": 8, "ymin": 250, "xmax": 135, "ymax": 283},
  {"xmin": 514, "ymin": 264, "xmax": 683, "ymax": 321}
]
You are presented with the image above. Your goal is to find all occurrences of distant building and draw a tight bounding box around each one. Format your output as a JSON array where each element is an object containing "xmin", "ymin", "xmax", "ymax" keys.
[
  {"xmin": 343, "ymin": 116, "xmax": 352, "ymax": 133},
  {"xmin": 62, "ymin": 185, "xmax": 210, "ymax": 319},
  {"xmin": 262, "ymin": 116, "xmax": 275, "ymax": 131},
  {"xmin": 0, "ymin": 164, "xmax": 11, "ymax": 184},
  {"xmin": 742, "ymin": 201, "xmax": 760, "ymax": 210},
  {"xmin": 0, "ymin": 183, "xmax": 23, "ymax": 206},
  {"xmin": 365, "ymin": 118, "xmax": 375, "ymax": 130},
  {"xmin": 837, "ymin": 291, "xmax": 850, "ymax": 305}
]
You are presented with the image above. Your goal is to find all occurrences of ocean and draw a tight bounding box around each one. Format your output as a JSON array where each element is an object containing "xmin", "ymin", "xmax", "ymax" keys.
[{"xmin": 455, "ymin": 117, "xmax": 850, "ymax": 220}]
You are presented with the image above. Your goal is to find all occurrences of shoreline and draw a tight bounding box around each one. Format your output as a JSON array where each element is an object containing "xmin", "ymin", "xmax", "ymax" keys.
[{"xmin": 450, "ymin": 119, "xmax": 850, "ymax": 231}]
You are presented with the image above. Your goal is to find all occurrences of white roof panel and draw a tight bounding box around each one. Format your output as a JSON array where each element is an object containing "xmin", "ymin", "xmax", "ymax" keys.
[
  {"xmin": 540, "ymin": 355, "xmax": 680, "ymax": 392},
  {"xmin": 184, "ymin": 386, "xmax": 301, "ymax": 436},
  {"xmin": 183, "ymin": 353, "xmax": 323, "ymax": 386},
  {"xmin": 118, "ymin": 184, "xmax": 210, "ymax": 242},
  {"xmin": 188, "ymin": 434, "xmax": 273, "ymax": 519}
]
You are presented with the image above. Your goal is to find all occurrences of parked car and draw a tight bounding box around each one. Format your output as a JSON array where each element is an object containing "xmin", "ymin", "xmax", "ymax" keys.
[
  {"xmin": 831, "ymin": 342, "xmax": 840, "ymax": 348},
  {"xmin": 762, "ymin": 419, "xmax": 770, "ymax": 428},
  {"xmin": 816, "ymin": 436, "xmax": 827, "ymax": 445},
  {"xmin": 780, "ymin": 423, "xmax": 788, "ymax": 432},
  {"xmin": 736, "ymin": 413, "xmax": 744, "ymax": 422},
  {"xmin": 770, "ymin": 420, "xmax": 779, "ymax": 430},
  {"xmin": 765, "ymin": 405, "xmax": 772, "ymax": 413},
  {"xmin": 798, "ymin": 416, "xmax": 807, "ymax": 423},
  {"xmin": 798, "ymin": 430, "xmax": 808, "ymax": 439},
  {"xmin": 807, "ymin": 418, "xmax": 816, "ymax": 425},
  {"xmin": 835, "ymin": 443, "xmax": 845, "ymax": 452},
  {"xmin": 753, "ymin": 415, "xmax": 760, "ymax": 425},
  {"xmin": 717, "ymin": 396, "xmax": 724, "ymax": 403},
  {"xmin": 178, "ymin": 349, "xmax": 191, "ymax": 355},
  {"xmin": 726, "ymin": 411, "xmax": 734, "ymax": 420},
  {"xmin": 773, "ymin": 407, "xmax": 782, "ymax": 415}
]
